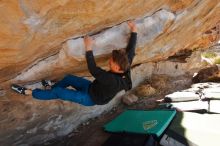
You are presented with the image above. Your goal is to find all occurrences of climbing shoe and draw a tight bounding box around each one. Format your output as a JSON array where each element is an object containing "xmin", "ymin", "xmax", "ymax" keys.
[
  {"xmin": 41, "ymin": 80, "xmax": 52, "ymax": 87},
  {"xmin": 11, "ymin": 84, "xmax": 27, "ymax": 95}
]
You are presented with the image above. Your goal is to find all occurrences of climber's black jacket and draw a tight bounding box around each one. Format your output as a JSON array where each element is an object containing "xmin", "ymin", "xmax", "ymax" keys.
[{"xmin": 86, "ymin": 32, "xmax": 137, "ymax": 105}]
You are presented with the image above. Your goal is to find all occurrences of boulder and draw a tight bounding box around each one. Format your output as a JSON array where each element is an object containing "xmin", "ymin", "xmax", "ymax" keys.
[
  {"xmin": 192, "ymin": 65, "xmax": 220, "ymax": 83},
  {"xmin": 122, "ymin": 94, "xmax": 139, "ymax": 105},
  {"xmin": 135, "ymin": 84, "xmax": 156, "ymax": 98}
]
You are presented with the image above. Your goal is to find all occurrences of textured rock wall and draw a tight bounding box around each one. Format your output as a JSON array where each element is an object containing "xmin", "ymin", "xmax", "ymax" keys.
[
  {"xmin": 12, "ymin": 9, "xmax": 176, "ymax": 83},
  {"xmin": 0, "ymin": 0, "xmax": 219, "ymax": 85},
  {"xmin": 0, "ymin": 0, "xmax": 220, "ymax": 145}
]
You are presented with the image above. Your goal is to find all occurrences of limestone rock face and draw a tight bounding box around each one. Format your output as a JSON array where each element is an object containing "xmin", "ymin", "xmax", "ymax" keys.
[{"xmin": 0, "ymin": 0, "xmax": 220, "ymax": 145}]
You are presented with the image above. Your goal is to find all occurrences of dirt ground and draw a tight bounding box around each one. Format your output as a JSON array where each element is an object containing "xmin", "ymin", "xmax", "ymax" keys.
[{"xmin": 40, "ymin": 74, "xmax": 192, "ymax": 146}]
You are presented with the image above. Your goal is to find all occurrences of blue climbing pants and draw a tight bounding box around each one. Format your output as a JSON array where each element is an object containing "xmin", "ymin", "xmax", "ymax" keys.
[{"xmin": 32, "ymin": 74, "xmax": 95, "ymax": 106}]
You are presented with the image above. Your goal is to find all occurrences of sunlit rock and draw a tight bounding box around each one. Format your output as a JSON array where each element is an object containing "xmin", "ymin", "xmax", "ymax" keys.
[
  {"xmin": 0, "ymin": 0, "xmax": 220, "ymax": 145},
  {"xmin": 66, "ymin": 10, "xmax": 175, "ymax": 60}
]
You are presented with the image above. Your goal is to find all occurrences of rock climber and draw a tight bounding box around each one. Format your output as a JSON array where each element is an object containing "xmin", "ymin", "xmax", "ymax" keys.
[{"xmin": 11, "ymin": 21, "xmax": 137, "ymax": 106}]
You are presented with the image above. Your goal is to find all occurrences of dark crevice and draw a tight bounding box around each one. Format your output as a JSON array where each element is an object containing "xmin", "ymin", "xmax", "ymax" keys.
[
  {"xmin": 167, "ymin": 49, "xmax": 193, "ymax": 63},
  {"xmin": 131, "ymin": 63, "xmax": 143, "ymax": 69}
]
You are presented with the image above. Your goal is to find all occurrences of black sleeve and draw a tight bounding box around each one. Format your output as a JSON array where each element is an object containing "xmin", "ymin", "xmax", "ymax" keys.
[
  {"xmin": 126, "ymin": 32, "xmax": 137, "ymax": 64},
  {"xmin": 86, "ymin": 51, "xmax": 117, "ymax": 85}
]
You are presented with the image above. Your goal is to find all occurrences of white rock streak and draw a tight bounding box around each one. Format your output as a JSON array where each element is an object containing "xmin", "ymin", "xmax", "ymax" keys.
[
  {"xmin": 13, "ymin": 9, "xmax": 175, "ymax": 82},
  {"xmin": 66, "ymin": 9, "xmax": 175, "ymax": 60}
]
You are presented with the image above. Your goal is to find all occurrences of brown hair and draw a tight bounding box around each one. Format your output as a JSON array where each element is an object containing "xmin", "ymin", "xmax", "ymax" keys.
[{"xmin": 112, "ymin": 49, "xmax": 130, "ymax": 72}]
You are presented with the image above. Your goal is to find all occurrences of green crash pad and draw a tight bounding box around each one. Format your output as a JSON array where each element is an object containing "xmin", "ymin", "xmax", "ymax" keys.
[{"xmin": 104, "ymin": 110, "xmax": 176, "ymax": 137}]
